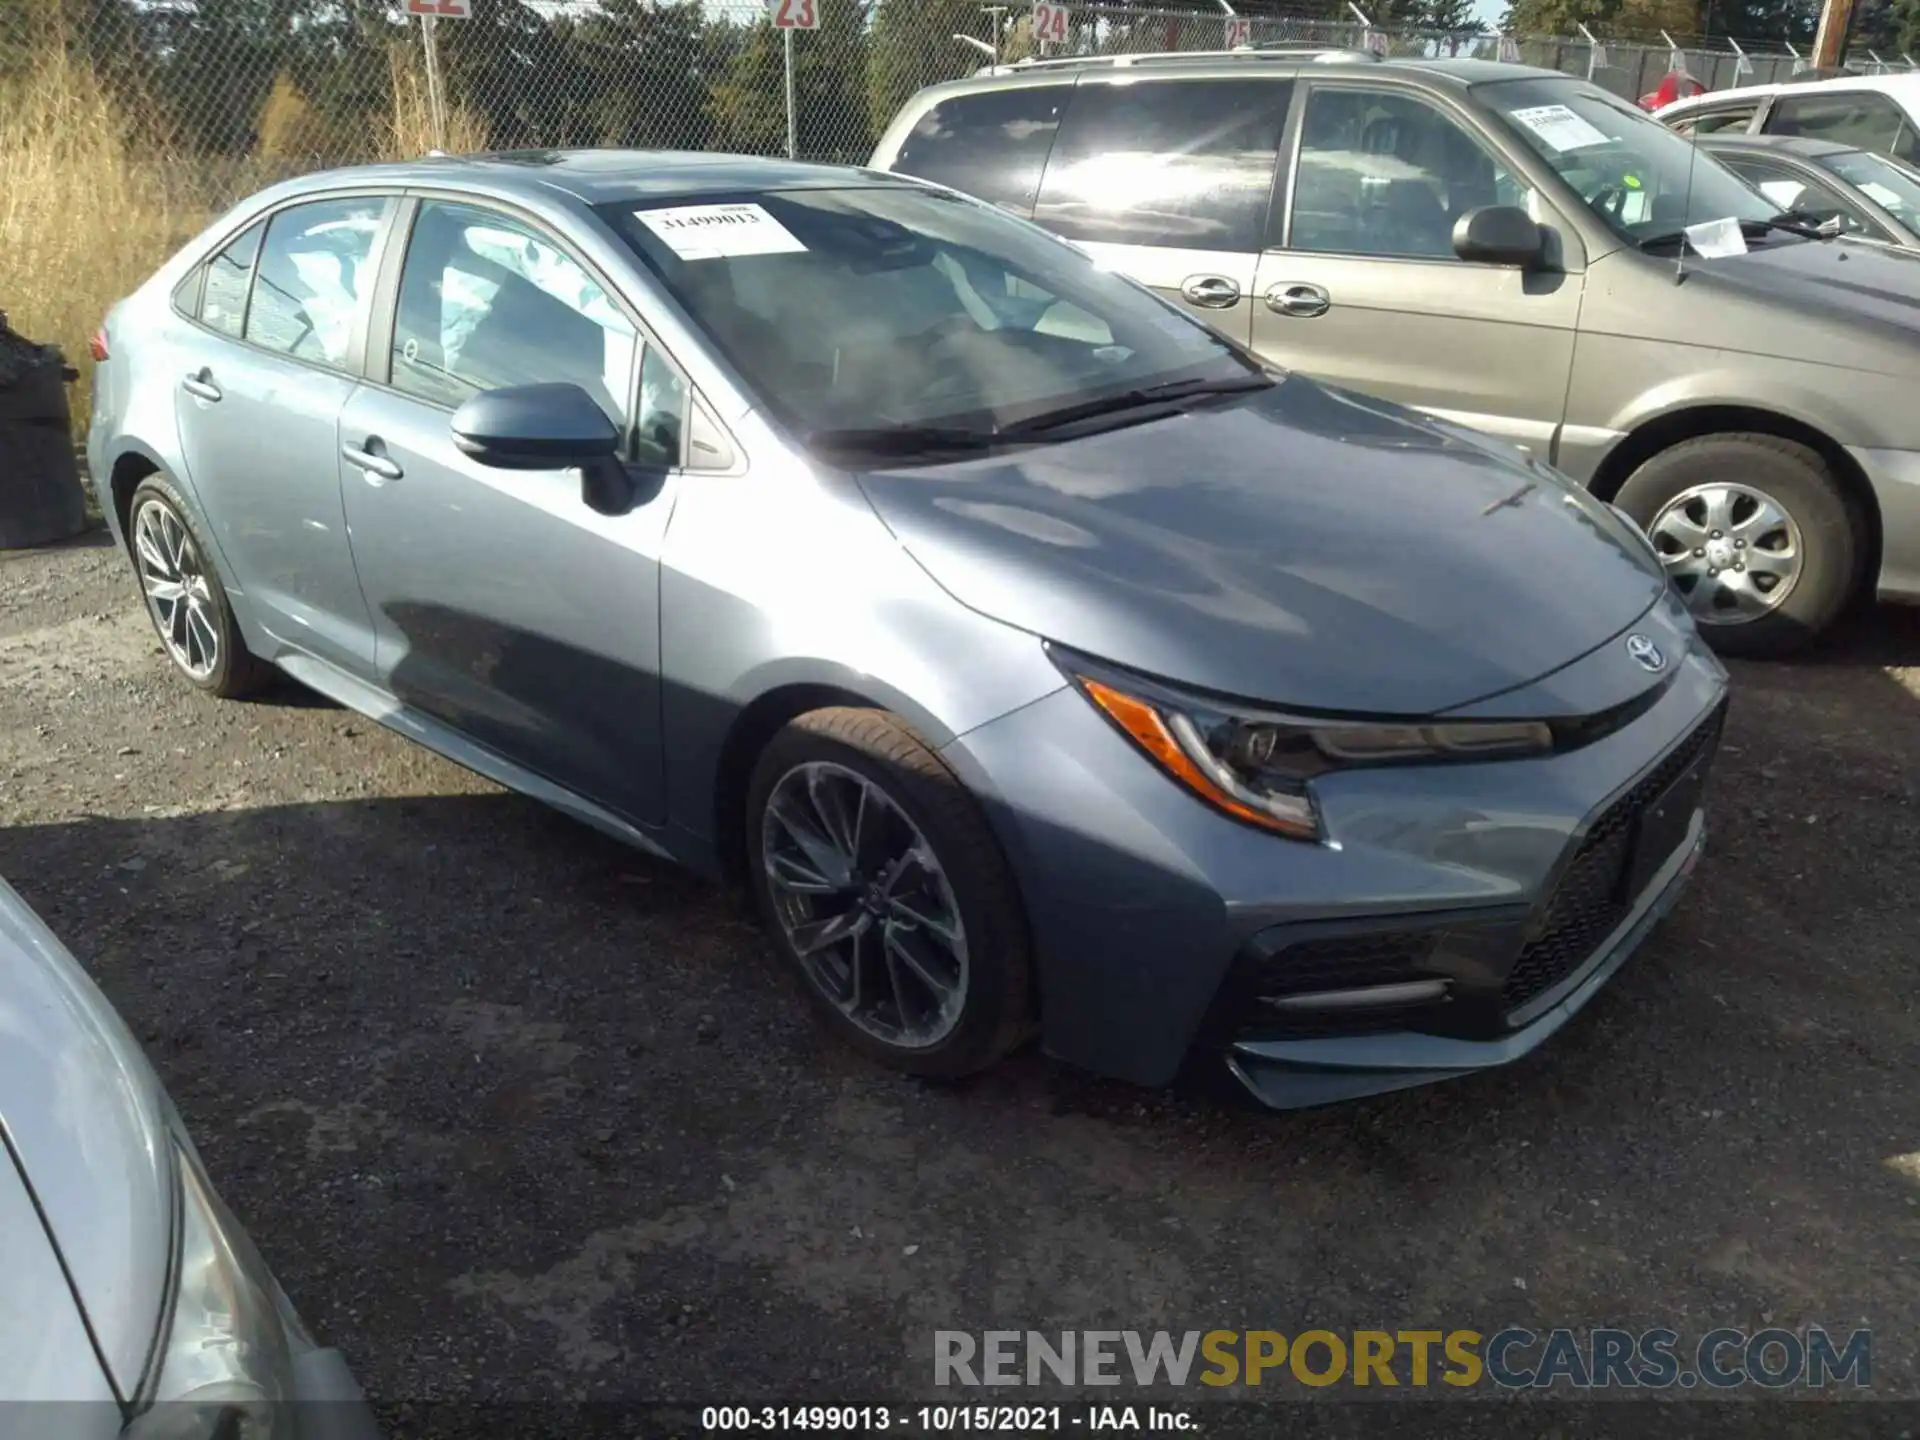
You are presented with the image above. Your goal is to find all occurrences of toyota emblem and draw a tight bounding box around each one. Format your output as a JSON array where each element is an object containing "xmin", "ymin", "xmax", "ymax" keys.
[{"xmin": 1625, "ymin": 634, "xmax": 1666, "ymax": 673}]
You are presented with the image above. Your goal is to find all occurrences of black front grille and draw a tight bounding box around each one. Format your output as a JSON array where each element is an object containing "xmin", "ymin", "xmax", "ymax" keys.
[
  {"xmin": 1501, "ymin": 701, "xmax": 1725, "ymax": 1014},
  {"xmin": 1221, "ymin": 930, "xmax": 1446, "ymax": 1043}
]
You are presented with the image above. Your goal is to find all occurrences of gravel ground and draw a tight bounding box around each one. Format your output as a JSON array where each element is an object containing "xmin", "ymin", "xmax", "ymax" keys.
[{"xmin": 2, "ymin": 527, "xmax": 1917, "ymax": 1430}]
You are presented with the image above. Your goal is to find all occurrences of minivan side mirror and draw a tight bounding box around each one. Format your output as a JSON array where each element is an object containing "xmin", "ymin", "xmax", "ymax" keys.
[
  {"xmin": 1451, "ymin": 205, "xmax": 1545, "ymax": 268},
  {"xmin": 450, "ymin": 383, "xmax": 620, "ymax": 471}
]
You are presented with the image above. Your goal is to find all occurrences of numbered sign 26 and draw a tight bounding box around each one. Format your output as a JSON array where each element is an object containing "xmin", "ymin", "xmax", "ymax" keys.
[
  {"xmin": 1224, "ymin": 16, "xmax": 1252, "ymax": 47},
  {"xmin": 1032, "ymin": 1, "xmax": 1069, "ymax": 46},
  {"xmin": 772, "ymin": 0, "xmax": 820, "ymax": 30}
]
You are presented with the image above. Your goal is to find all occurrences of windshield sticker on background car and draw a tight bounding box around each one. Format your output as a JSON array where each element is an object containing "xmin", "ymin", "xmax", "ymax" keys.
[
  {"xmin": 1510, "ymin": 104, "xmax": 1613, "ymax": 153},
  {"xmin": 635, "ymin": 203, "xmax": 807, "ymax": 260},
  {"xmin": 1683, "ymin": 216, "xmax": 1749, "ymax": 257}
]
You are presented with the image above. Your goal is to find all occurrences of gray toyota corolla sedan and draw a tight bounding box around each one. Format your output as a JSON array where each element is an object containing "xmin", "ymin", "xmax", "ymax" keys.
[
  {"xmin": 0, "ymin": 875, "xmax": 377, "ymax": 1434},
  {"xmin": 88, "ymin": 151, "xmax": 1729, "ymax": 1108}
]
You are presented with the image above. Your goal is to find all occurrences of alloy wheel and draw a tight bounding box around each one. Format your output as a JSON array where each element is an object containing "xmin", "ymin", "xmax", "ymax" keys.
[
  {"xmin": 760, "ymin": 760, "xmax": 969, "ymax": 1049},
  {"xmin": 134, "ymin": 501, "xmax": 220, "ymax": 680},
  {"xmin": 1648, "ymin": 481, "xmax": 1804, "ymax": 625}
]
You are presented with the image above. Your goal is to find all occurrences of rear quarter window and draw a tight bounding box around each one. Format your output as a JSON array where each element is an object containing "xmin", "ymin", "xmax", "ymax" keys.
[{"xmin": 891, "ymin": 85, "xmax": 1072, "ymax": 217}]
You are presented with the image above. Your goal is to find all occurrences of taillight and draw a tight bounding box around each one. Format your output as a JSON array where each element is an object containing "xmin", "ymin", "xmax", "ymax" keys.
[{"xmin": 88, "ymin": 328, "xmax": 109, "ymax": 362}]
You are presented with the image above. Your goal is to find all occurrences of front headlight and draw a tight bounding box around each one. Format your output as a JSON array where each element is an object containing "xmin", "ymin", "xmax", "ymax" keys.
[
  {"xmin": 124, "ymin": 1145, "xmax": 296, "ymax": 1440},
  {"xmin": 1061, "ymin": 654, "xmax": 1552, "ymax": 842}
]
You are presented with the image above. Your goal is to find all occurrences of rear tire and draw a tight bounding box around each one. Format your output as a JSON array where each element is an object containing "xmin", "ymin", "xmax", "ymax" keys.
[
  {"xmin": 1612, "ymin": 434, "xmax": 1860, "ymax": 659},
  {"xmin": 127, "ymin": 476, "xmax": 273, "ymax": 699},
  {"xmin": 745, "ymin": 706, "xmax": 1034, "ymax": 1080}
]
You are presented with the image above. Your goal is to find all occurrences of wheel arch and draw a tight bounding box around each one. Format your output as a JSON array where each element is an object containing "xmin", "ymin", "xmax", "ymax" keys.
[
  {"xmin": 106, "ymin": 445, "xmax": 168, "ymax": 548},
  {"xmin": 1586, "ymin": 403, "xmax": 1882, "ymax": 593}
]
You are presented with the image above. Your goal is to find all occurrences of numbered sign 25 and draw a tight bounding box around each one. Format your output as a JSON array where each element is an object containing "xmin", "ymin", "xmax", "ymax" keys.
[
  {"xmin": 772, "ymin": 0, "xmax": 819, "ymax": 29},
  {"xmin": 1032, "ymin": 1, "xmax": 1069, "ymax": 45},
  {"xmin": 1224, "ymin": 16, "xmax": 1251, "ymax": 47}
]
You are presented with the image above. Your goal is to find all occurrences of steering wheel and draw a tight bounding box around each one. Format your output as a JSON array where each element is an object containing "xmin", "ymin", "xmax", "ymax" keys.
[{"xmin": 1589, "ymin": 182, "xmax": 1629, "ymax": 221}]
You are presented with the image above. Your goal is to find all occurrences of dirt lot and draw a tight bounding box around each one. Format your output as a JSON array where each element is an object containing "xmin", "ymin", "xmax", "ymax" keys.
[{"xmin": 3, "ymin": 527, "xmax": 1917, "ymax": 1427}]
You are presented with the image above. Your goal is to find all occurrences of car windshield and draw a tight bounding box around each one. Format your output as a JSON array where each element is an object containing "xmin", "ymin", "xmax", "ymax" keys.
[
  {"xmin": 1821, "ymin": 148, "xmax": 1920, "ymax": 222},
  {"xmin": 1476, "ymin": 76, "xmax": 1780, "ymax": 243},
  {"xmin": 600, "ymin": 185, "xmax": 1258, "ymax": 449}
]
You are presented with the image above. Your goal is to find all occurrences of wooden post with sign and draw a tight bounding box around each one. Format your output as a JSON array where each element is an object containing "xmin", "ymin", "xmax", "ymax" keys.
[
  {"xmin": 404, "ymin": 0, "xmax": 469, "ymax": 153},
  {"xmin": 770, "ymin": 0, "xmax": 820, "ymax": 160}
]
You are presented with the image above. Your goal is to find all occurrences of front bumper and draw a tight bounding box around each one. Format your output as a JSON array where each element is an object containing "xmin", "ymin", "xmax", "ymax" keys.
[{"xmin": 938, "ymin": 589, "xmax": 1729, "ymax": 1103}]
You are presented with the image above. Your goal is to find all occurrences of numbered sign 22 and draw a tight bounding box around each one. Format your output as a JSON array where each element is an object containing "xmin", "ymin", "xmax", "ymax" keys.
[
  {"xmin": 1224, "ymin": 16, "xmax": 1252, "ymax": 47},
  {"xmin": 772, "ymin": 0, "xmax": 819, "ymax": 29},
  {"xmin": 407, "ymin": 0, "xmax": 470, "ymax": 17},
  {"xmin": 1032, "ymin": 1, "xmax": 1069, "ymax": 45}
]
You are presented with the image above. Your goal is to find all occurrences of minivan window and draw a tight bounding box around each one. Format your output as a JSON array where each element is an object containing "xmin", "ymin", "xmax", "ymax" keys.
[
  {"xmin": 1766, "ymin": 90, "xmax": 1918, "ymax": 163},
  {"xmin": 1033, "ymin": 78, "xmax": 1294, "ymax": 252},
  {"xmin": 199, "ymin": 220, "xmax": 265, "ymax": 339},
  {"xmin": 244, "ymin": 198, "xmax": 385, "ymax": 367},
  {"xmin": 603, "ymin": 187, "xmax": 1255, "ymax": 442},
  {"xmin": 1290, "ymin": 88, "xmax": 1532, "ymax": 259},
  {"xmin": 891, "ymin": 85, "xmax": 1072, "ymax": 217},
  {"xmin": 1478, "ymin": 77, "xmax": 1778, "ymax": 240}
]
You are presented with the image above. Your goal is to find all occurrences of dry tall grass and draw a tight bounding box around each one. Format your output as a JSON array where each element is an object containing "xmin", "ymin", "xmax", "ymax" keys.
[{"xmin": 388, "ymin": 39, "xmax": 490, "ymax": 159}]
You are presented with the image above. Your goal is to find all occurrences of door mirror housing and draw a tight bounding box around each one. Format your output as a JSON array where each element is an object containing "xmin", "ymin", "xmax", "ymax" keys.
[
  {"xmin": 450, "ymin": 383, "xmax": 620, "ymax": 471},
  {"xmin": 1451, "ymin": 205, "xmax": 1545, "ymax": 268}
]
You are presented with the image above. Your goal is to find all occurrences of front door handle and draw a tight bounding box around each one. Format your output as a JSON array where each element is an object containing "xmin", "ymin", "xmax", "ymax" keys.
[
  {"xmin": 1180, "ymin": 274, "xmax": 1242, "ymax": 309},
  {"xmin": 1265, "ymin": 282, "xmax": 1332, "ymax": 318},
  {"xmin": 342, "ymin": 440, "xmax": 403, "ymax": 484},
  {"xmin": 181, "ymin": 368, "xmax": 222, "ymax": 402}
]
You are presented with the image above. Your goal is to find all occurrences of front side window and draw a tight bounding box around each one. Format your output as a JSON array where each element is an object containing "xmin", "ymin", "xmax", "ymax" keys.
[
  {"xmin": 1822, "ymin": 147, "xmax": 1920, "ymax": 224},
  {"xmin": 891, "ymin": 85, "xmax": 1072, "ymax": 217},
  {"xmin": 199, "ymin": 220, "xmax": 265, "ymax": 339},
  {"xmin": 1766, "ymin": 91, "xmax": 1916, "ymax": 162},
  {"xmin": 1288, "ymin": 88, "xmax": 1533, "ymax": 259},
  {"xmin": 1478, "ymin": 76, "xmax": 1778, "ymax": 242},
  {"xmin": 244, "ymin": 198, "xmax": 386, "ymax": 367},
  {"xmin": 1718, "ymin": 157, "xmax": 1875, "ymax": 236},
  {"xmin": 1033, "ymin": 79, "xmax": 1293, "ymax": 252},
  {"xmin": 603, "ymin": 187, "xmax": 1254, "ymax": 442},
  {"xmin": 390, "ymin": 201, "xmax": 637, "ymax": 424}
]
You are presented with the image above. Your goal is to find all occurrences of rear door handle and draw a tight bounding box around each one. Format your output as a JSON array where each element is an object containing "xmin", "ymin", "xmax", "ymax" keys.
[
  {"xmin": 342, "ymin": 440, "xmax": 403, "ymax": 484},
  {"xmin": 181, "ymin": 368, "xmax": 222, "ymax": 402},
  {"xmin": 1180, "ymin": 274, "xmax": 1242, "ymax": 309},
  {"xmin": 1265, "ymin": 282, "xmax": 1331, "ymax": 318}
]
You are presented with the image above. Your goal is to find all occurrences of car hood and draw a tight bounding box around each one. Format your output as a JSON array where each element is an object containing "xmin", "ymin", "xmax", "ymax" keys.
[
  {"xmin": 0, "ymin": 877, "xmax": 174, "ymax": 1401},
  {"xmin": 853, "ymin": 375, "xmax": 1666, "ymax": 715}
]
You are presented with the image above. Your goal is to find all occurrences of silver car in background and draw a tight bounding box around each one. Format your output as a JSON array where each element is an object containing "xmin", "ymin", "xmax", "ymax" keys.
[{"xmin": 0, "ymin": 876, "xmax": 376, "ymax": 1438}]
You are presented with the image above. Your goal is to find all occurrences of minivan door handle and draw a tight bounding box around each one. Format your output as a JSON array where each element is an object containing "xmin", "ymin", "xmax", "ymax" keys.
[
  {"xmin": 1180, "ymin": 274, "xmax": 1242, "ymax": 309},
  {"xmin": 180, "ymin": 368, "xmax": 222, "ymax": 402},
  {"xmin": 342, "ymin": 439, "xmax": 404, "ymax": 484},
  {"xmin": 1265, "ymin": 283, "xmax": 1332, "ymax": 318}
]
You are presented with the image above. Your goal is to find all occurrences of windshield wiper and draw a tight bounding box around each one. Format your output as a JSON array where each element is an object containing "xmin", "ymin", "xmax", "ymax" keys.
[
  {"xmin": 996, "ymin": 371, "xmax": 1274, "ymax": 439},
  {"xmin": 806, "ymin": 423, "xmax": 1002, "ymax": 459},
  {"xmin": 1638, "ymin": 213, "xmax": 1832, "ymax": 252}
]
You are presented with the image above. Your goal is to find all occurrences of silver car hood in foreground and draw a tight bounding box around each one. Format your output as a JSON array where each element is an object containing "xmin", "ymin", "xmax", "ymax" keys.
[
  {"xmin": 856, "ymin": 375, "xmax": 1666, "ymax": 715},
  {"xmin": 0, "ymin": 877, "xmax": 173, "ymax": 1401}
]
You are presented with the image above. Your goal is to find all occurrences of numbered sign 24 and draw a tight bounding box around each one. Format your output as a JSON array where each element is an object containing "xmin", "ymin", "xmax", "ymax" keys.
[
  {"xmin": 1032, "ymin": 1, "xmax": 1069, "ymax": 46},
  {"xmin": 1224, "ymin": 16, "xmax": 1252, "ymax": 47},
  {"xmin": 772, "ymin": 0, "xmax": 819, "ymax": 30}
]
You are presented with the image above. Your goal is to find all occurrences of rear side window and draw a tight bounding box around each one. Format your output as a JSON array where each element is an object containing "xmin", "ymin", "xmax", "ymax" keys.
[
  {"xmin": 1670, "ymin": 103, "xmax": 1759, "ymax": 136},
  {"xmin": 244, "ymin": 197, "xmax": 387, "ymax": 368},
  {"xmin": 891, "ymin": 85, "xmax": 1071, "ymax": 217},
  {"xmin": 1766, "ymin": 90, "xmax": 1917, "ymax": 163},
  {"xmin": 198, "ymin": 221, "xmax": 265, "ymax": 338},
  {"xmin": 1034, "ymin": 78, "xmax": 1294, "ymax": 252}
]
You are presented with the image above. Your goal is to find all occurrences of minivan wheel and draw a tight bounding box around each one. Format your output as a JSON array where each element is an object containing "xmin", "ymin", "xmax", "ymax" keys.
[
  {"xmin": 127, "ymin": 477, "xmax": 272, "ymax": 698},
  {"xmin": 745, "ymin": 707, "xmax": 1034, "ymax": 1080},
  {"xmin": 1612, "ymin": 433, "xmax": 1860, "ymax": 658}
]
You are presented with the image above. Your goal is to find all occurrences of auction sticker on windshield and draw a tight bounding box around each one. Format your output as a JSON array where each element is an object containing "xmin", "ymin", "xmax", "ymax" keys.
[
  {"xmin": 636, "ymin": 203, "xmax": 807, "ymax": 260},
  {"xmin": 1510, "ymin": 104, "xmax": 1612, "ymax": 153}
]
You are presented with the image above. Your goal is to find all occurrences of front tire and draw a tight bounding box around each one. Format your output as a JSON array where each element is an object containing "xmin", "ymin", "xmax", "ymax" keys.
[
  {"xmin": 127, "ymin": 476, "xmax": 272, "ymax": 698},
  {"xmin": 745, "ymin": 706, "xmax": 1034, "ymax": 1080},
  {"xmin": 1612, "ymin": 434, "xmax": 1861, "ymax": 658}
]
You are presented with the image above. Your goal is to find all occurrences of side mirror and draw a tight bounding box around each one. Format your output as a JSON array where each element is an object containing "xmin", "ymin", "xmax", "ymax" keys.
[
  {"xmin": 1451, "ymin": 205, "xmax": 1545, "ymax": 268},
  {"xmin": 450, "ymin": 382, "xmax": 620, "ymax": 471}
]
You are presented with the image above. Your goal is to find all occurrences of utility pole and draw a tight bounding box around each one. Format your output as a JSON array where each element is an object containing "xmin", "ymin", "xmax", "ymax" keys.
[{"xmin": 1813, "ymin": 0, "xmax": 1857, "ymax": 69}]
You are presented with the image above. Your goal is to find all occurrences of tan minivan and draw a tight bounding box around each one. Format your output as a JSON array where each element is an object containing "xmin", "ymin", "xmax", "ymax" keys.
[{"xmin": 870, "ymin": 50, "xmax": 1920, "ymax": 656}]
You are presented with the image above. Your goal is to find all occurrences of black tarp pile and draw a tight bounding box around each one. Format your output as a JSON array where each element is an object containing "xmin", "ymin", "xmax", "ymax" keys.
[{"xmin": 0, "ymin": 310, "xmax": 87, "ymax": 548}]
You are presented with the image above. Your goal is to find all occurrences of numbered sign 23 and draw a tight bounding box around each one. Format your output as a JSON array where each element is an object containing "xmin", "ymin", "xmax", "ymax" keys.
[
  {"xmin": 1224, "ymin": 16, "xmax": 1251, "ymax": 47},
  {"xmin": 772, "ymin": 0, "xmax": 820, "ymax": 29},
  {"xmin": 1032, "ymin": 1, "xmax": 1069, "ymax": 45}
]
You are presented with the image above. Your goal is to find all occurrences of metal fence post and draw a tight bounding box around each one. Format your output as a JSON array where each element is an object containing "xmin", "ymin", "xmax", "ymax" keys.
[
  {"xmin": 420, "ymin": 13, "xmax": 447, "ymax": 152},
  {"xmin": 784, "ymin": 25, "xmax": 796, "ymax": 159}
]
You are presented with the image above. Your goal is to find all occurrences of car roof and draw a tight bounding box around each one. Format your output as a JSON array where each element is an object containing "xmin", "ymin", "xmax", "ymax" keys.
[
  {"xmin": 1659, "ymin": 69, "xmax": 1920, "ymax": 116},
  {"xmin": 945, "ymin": 50, "xmax": 1565, "ymax": 92},
  {"xmin": 1695, "ymin": 132, "xmax": 1861, "ymax": 160},
  {"xmin": 279, "ymin": 149, "xmax": 900, "ymax": 207}
]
